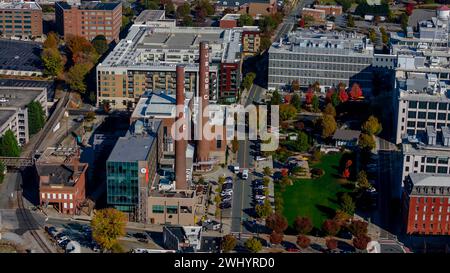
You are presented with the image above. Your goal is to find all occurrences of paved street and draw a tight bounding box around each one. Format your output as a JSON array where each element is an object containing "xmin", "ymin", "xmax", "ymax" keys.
[{"xmin": 274, "ymin": 0, "xmax": 314, "ymax": 42}]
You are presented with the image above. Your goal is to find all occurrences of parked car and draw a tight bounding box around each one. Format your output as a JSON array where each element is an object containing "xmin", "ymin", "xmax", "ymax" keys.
[
  {"xmin": 256, "ymin": 156, "xmax": 268, "ymax": 161},
  {"xmin": 57, "ymin": 236, "xmax": 69, "ymax": 244},
  {"xmin": 254, "ymin": 185, "xmax": 266, "ymax": 190},
  {"xmin": 255, "ymin": 195, "xmax": 266, "ymax": 200},
  {"xmin": 221, "ymin": 190, "xmax": 233, "ymax": 197},
  {"xmin": 233, "ymin": 165, "xmax": 240, "ymax": 174},
  {"xmin": 222, "ymin": 196, "xmax": 232, "ymax": 202},
  {"xmin": 222, "ymin": 183, "xmax": 233, "ymax": 190},
  {"xmin": 241, "ymin": 169, "xmax": 249, "ymax": 180}
]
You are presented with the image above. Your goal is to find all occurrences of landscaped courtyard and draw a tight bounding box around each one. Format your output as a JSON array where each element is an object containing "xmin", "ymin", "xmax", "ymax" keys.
[{"xmin": 276, "ymin": 153, "xmax": 353, "ymax": 229}]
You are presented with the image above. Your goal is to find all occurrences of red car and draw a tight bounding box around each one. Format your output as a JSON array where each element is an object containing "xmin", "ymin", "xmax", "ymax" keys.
[{"xmin": 286, "ymin": 248, "xmax": 301, "ymax": 253}]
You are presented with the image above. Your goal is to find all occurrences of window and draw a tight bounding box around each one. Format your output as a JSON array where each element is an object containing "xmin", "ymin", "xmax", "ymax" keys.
[
  {"xmin": 438, "ymin": 113, "xmax": 446, "ymax": 120},
  {"xmin": 70, "ymin": 203, "xmax": 73, "ymax": 209},
  {"xmin": 152, "ymin": 205, "xmax": 164, "ymax": 213},
  {"xmin": 406, "ymin": 156, "xmax": 410, "ymax": 162},
  {"xmin": 429, "ymin": 102, "xmax": 437, "ymax": 109},
  {"xmin": 407, "ymin": 121, "xmax": 415, "ymax": 127},
  {"xmin": 47, "ymin": 193, "xmax": 51, "ymax": 199},
  {"xmin": 427, "ymin": 157, "xmax": 437, "ymax": 163},
  {"xmin": 418, "ymin": 112, "xmax": 426, "ymax": 119},
  {"xmin": 52, "ymin": 193, "xmax": 56, "ymax": 199},
  {"xmin": 419, "ymin": 102, "xmax": 427, "ymax": 109},
  {"xmin": 428, "ymin": 112, "xmax": 436, "ymax": 119},
  {"xmin": 438, "ymin": 166, "xmax": 448, "ymax": 173},
  {"xmin": 69, "ymin": 194, "xmax": 73, "ymax": 200},
  {"xmin": 408, "ymin": 111, "xmax": 417, "ymax": 118},
  {"xmin": 426, "ymin": 166, "xmax": 436, "ymax": 172},
  {"xmin": 64, "ymin": 194, "xmax": 67, "ymax": 199},
  {"xmin": 41, "ymin": 193, "xmax": 45, "ymax": 199},
  {"xmin": 58, "ymin": 193, "xmax": 61, "ymax": 199},
  {"xmin": 439, "ymin": 103, "xmax": 447, "ymax": 110},
  {"xmin": 166, "ymin": 205, "xmax": 178, "ymax": 214},
  {"xmin": 64, "ymin": 203, "xmax": 67, "ymax": 209}
]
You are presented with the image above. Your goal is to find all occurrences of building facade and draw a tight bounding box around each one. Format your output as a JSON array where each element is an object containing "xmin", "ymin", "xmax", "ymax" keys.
[
  {"xmin": 0, "ymin": 87, "xmax": 47, "ymax": 145},
  {"xmin": 268, "ymin": 30, "xmax": 374, "ymax": 91},
  {"xmin": 0, "ymin": 2, "xmax": 42, "ymax": 38},
  {"xmin": 403, "ymin": 173, "xmax": 450, "ymax": 235},
  {"xmin": 55, "ymin": 1, "xmax": 122, "ymax": 43},
  {"xmin": 37, "ymin": 160, "xmax": 88, "ymax": 215},
  {"xmin": 106, "ymin": 121, "xmax": 161, "ymax": 222}
]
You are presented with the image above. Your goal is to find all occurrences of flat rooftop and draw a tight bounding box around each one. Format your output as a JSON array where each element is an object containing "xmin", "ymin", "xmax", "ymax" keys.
[
  {"xmin": 0, "ymin": 79, "xmax": 54, "ymax": 101},
  {"xmin": 409, "ymin": 173, "xmax": 450, "ymax": 188},
  {"xmin": 0, "ymin": 39, "xmax": 42, "ymax": 72},
  {"xmin": 135, "ymin": 9, "xmax": 165, "ymax": 24},
  {"xmin": 0, "ymin": 2, "xmax": 41, "ymax": 10},
  {"xmin": 56, "ymin": 1, "xmax": 121, "ymax": 10},
  {"xmin": 0, "ymin": 109, "xmax": 16, "ymax": 127},
  {"xmin": 138, "ymin": 31, "xmax": 224, "ymax": 50},
  {"xmin": 0, "ymin": 87, "xmax": 45, "ymax": 108},
  {"xmin": 107, "ymin": 133, "xmax": 155, "ymax": 163}
]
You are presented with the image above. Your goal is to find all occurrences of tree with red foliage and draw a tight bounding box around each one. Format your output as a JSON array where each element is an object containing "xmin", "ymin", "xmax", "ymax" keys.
[
  {"xmin": 322, "ymin": 219, "xmax": 341, "ymax": 237},
  {"xmin": 338, "ymin": 89, "xmax": 348, "ymax": 103},
  {"xmin": 298, "ymin": 18, "xmax": 305, "ymax": 28},
  {"xmin": 284, "ymin": 94, "xmax": 292, "ymax": 104},
  {"xmin": 305, "ymin": 88, "xmax": 314, "ymax": 105},
  {"xmin": 266, "ymin": 213, "xmax": 288, "ymax": 234},
  {"xmin": 345, "ymin": 160, "xmax": 352, "ymax": 168},
  {"xmin": 342, "ymin": 168, "xmax": 350, "ymax": 179},
  {"xmin": 325, "ymin": 88, "xmax": 335, "ymax": 104},
  {"xmin": 293, "ymin": 216, "xmax": 313, "ymax": 235},
  {"xmin": 281, "ymin": 168, "xmax": 289, "ymax": 177},
  {"xmin": 326, "ymin": 238, "xmax": 338, "ymax": 251},
  {"xmin": 353, "ymin": 234, "xmax": 371, "ymax": 251},
  {"xmin": 349, "ymin": 83, "xmax": 363, "ymax": 100},
  {"xmin": 348, "ymin": 220, "xmax": 369, "ymax": 238},
  {"xmin": 269, "ymin": 231, "xmax": 284, "ymax": 245},
  {"xmin": 296, "ymin": 235, "xmax": 311, "ymax": 249},
  {"xmin": 405, "ymin": 3, "xmax": 414, "ymax": 16}
]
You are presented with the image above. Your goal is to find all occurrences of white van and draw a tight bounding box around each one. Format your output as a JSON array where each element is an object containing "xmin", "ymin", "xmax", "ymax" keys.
[{"xmin": 233, "ymin": 165, "xmax": 240, "ymax": 174}]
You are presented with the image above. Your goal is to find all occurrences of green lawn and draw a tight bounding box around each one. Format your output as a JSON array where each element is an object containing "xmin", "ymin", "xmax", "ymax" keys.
[{"xmin": 277, "ymin": 153, "xmax": 352, "ymax": 229}]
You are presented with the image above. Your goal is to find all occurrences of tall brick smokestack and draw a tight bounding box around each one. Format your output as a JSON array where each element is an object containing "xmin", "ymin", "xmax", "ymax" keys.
[
  {"xmin": 175, "ymin": 65, "xmax": 187, "ymax": 189},
  {"xmin": 197, "ymin": 41, "xmax": 209, "ymax": 165}
]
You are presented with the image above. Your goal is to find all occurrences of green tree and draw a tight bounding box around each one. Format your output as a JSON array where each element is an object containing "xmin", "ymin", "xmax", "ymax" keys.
[
  {"xmin": 362, "ymin": 115, "xmax": 382, "ymax": 136},
  {"xmin": 358, "ymin": 133, "xmax": 376, "ymax": 151},
  {"xmin": 242, "ymin": 72, "xmax": 256, "ymax": 90},
  {"xmin": 380, "ymin": 27, "xmax": 389, "ymax": 44},
  {"xmin": 323, "ymin": 103, "xmax": 336, "ymax": 118},
  {"xmin": 291, "ymin": 93, "xmax": 301, "ymax": 111},
  {"xmin": 44, "ymin": 32, "xmax": 59, "ymax": 49},
  {"xmin": 356, "ymin": 170, "xmax": 371, "ymax": 190},
  {"xmin": 255, "ymin": 199, "xmax": 272, "ymax": 219},
  {"xmin": 0, "ymin": 130, "xmax": 20, "ymax": 157},
  {"xmin": 293, "ymin": 131, "xmax": 310, "ymax": 152},
  {"xmin": 348, "ymin": 220, "xmax": 369, "ymax": 238},
  {"xmin": 244, "ymin": 237, "xmax": 262, "ymax": 253},
  {"xmin": 270, "ymin": 90, "xmax": 282, "ymax": 105},
  {"xmin": 401, "ymin": 13, "xmax": 409, "ymax": 32},
  {"xmin": 347, "ymin": 14, "xmax": 355, "ymax": 27},
  {"xmin": 311, "ymin": 95, "xmax": 319, "ymax": 112},
  {"xmin": 368, "ymin": 28, "xmax": 376, "ymax": 43},
  {"xmin": 340, "ymin": 193, "xmax": 355, "ymax": 216},
  {"xmin": 238, "ymin": 14, "xmax": 254, "ymax": 27},
  {"xmin": 122, "ymin": 15, "xmax": 130, "ymax": 30},
  {"xmin": 259, "ymin": 15, "xmax": 278, "ymax": 33},
  {"xmin": 92, "ymin": 35, "xmax": 108, "ymax": 56},
  {"xmin": 263, "ymin": 167, "xmax": 272, "ymax": 177},
  {"xmin": 0, "ymin": 161, "xmax": 5, "ymax": 184},
  {"xmin": 259, "ymin": 35, "xmax": 272, "ymax": 52},
  {"xmin": 176, "ymin": 2, "xmax": 191, "ymax": 19},
  {"xmin": 319, "ymin": 114, "xmax": 337, "ymax": 139},
  {"xmin": 91, "ymin": 208, "xmax": 127, "ymax": 252},
  {"xmin": 66, "ymin": 63, "xmax": 91, "ymax": 93},
  {"xmin": 28, "ymin": 101, "xmax": 46, "ymax": 136},
  {"xmin": 331, "ymin": 92, "xmax": 340, "ymax": 107},
  {"xmin": 280, "ymin": 104, "xmax": 297, "ymax": 121},
  {"xmin": 41, "ymin": 48, "xmax": 64, "ymax": 77},
  {"xmin": 183, "ymin": 16, "xmax": 194, "ymax": 26},
  {"xmin": 162, "ymin": 0, "xmax": 175, "ymax": 16},
  {"xmin": 221, "ymin": 234, "xmax": 237, "ymax": 253},
  {"xmin": 143, "ymin": 0, "xmax": 159, "ymax": 9}
]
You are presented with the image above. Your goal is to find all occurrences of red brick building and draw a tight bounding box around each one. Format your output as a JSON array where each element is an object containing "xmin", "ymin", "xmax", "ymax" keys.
[
  {"xmin": 37, "ymin": 160, "xmax": 88, "ymax": 215},
  {"xmin": 403, "ymin": 173, "xmax": 450, "ymax": 235},
  {"xmin": 314, "ymin": 5, "xmax": 343, "ymax": 16},
  {"xmin": 55, "ymin": 1, "xmax": 122, "ymax": 43},
  {"xmin": 0, "ymin": 2, "xmax": 42, "ymax": 38}
]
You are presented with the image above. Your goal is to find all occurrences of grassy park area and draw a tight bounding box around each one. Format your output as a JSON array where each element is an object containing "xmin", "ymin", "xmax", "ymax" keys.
[{"xmin": 277, "ymin": 153, "xmax": 352, "ymax": 228}]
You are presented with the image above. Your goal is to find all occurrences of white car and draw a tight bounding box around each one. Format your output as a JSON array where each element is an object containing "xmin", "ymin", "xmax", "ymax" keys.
[
  {"xmin": 233, "ymin": 165, "xmax": 240, "ymax": 174},
  {"xmin": 241, "ymin": 169, "xmax": 249, "ymax": 180},
  {"xmin": 57, "ymin": 236, "xmax": 69, "ymax": 244},
  {"xmin": 255, "ymin": 195, "xmax": 266, "ymax": 200},
  {"xmin": 256, "ymin": 156, "xmax": 268, "ymax": 161}
]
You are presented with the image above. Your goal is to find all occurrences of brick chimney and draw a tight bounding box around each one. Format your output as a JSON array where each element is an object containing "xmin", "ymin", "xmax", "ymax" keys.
[
  {"xmin": 196, "ymin": 41, "xmax": 210, "ymax": 167},
  {"xmin": 175, "ymin": 65, "xmax": 188, "ymax": 189}
]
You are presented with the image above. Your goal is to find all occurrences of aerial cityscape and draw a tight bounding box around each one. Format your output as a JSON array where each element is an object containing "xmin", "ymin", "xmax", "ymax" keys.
[{"xmin": 1, "ymin": 0, "xmax": 450, "ymax": 257}]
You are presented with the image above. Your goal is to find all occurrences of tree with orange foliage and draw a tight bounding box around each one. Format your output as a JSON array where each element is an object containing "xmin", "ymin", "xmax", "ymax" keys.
[
  {"xmin": 345, "ymin": 160, "xmax": 352, "ymax": 168},
  {"xmin": 342, "ymin": 168, "xmax": 350, "ymax": 179},
  {"xmin": 305, "ymin": 88, "xmax": 314, "ymax": 105},
  {"xmin": 338, "ymin": 89, "xmax": 348, "ymax": 103}
]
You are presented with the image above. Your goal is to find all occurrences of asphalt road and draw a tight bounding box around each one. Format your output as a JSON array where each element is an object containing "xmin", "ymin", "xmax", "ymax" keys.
[
  {"xmin": 231, "ymin": 84, "xmax": 265, "ymax": 233},
  {"xmin": 274, "ymin": 0, "xmax": 314, "ymax": 42}
]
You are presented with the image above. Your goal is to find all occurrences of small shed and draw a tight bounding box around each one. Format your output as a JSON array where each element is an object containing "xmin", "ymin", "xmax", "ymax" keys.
[{"xmin": 332, "ymin": 129, "xmax": 361, "ymax": 148}]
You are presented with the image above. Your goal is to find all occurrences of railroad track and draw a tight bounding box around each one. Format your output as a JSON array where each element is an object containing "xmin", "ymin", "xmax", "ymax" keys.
[{"xmin": 16, "ymin": 191, "xmax": 53, "ymax": 253}]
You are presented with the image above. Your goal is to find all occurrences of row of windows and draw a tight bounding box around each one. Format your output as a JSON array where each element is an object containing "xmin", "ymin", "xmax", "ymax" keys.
[
  {"xmin": 151, "ymin": 205, "xmax": 192, "ymax": 214},
  {"xmin": 270, "ymin": 53, "xmax": 372, "ymax": 64},
  {"xmin": 270, "ymin": 61, "xmax": 370, "ymax": 71},
  {"xmin": 407, "ymin": 111, "xmax": 450, "ymax": 120},
  {"xmin": 408, "ymin": 101, "xmax": 450, "ymax": 111},
  {"xmin": 414, "ymin": 214, "xmax": 450, "ymax": 222},
  {"xmin": 416, "ymin": 197, "xmax": 450, "ymax": 204},
  {"xmin": 412, "ymin": 223, "xmax": 449, "ymax": 231},
  {"xmin": 405, "ymin": 165, "xmax": 450, "ymax": 174},
  {"xmin": 42, "ymin": 193, "xmax": 73, "ymax": 200}
]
